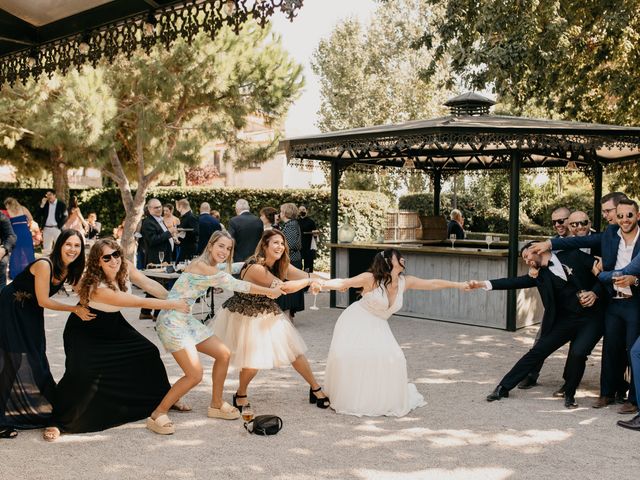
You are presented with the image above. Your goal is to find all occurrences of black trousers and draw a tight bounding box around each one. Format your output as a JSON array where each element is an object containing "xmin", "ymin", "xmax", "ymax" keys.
[{"xmin": 500, "ymin": 315, "xmax": 598, "ymax": 397}]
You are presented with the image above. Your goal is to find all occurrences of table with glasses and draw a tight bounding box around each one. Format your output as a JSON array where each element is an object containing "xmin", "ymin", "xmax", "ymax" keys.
[{"xmin": 330, "ymin": 242, "xmax": 544, "ymax": 330}]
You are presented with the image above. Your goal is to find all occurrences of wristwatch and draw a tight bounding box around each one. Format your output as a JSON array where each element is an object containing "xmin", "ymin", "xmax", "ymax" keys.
[{"xmin": 634, "ymin": 277, "xmax": 639, "ymax": 288}]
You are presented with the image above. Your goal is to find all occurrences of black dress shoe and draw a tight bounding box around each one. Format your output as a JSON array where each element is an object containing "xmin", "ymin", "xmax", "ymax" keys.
[
  {"xmin": 517, "ymin": 374, "xmax": 538, "ymax": 390},
  {"xmin": 553, "ymin": 385, "xmax": 566, "ymax": 398},
  {"xmin": 617, "ymin": 414, "xmax": 640, "ymax": 431},
  {"xmin": 564, "ymin": 395, "xmax": 578, "ymax": 409},
  {"xmin": 487, "ymin": 385, "xmax": 509, "ymax": 402},
  {"xmin": 615, "ymin": 392, "xmax": 628, "ymax": 404}
]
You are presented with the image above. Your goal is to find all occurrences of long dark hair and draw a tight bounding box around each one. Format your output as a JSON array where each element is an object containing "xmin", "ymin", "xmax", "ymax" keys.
[
  {"xmin": 49, "ymin": 229, "xmax": 85, "ymax": 286},
  {"xmin": 369, "ymin": 248, "xmax": 404, "ymax": 289},
  {"xmin": 78, "ymin": 239, "xmax": 128, "ymax": 305},
  {"xmin": 248, "ymin": 229, "xmax": 290, "ymax": 280}
]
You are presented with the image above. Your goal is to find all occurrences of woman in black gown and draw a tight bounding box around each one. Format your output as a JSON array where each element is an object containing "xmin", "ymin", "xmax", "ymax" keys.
[
  {"xmin": 0, "ymin": 229, "xmax": 91, "ymax": 440},
  {"xmin": 48, "ymin": 238, "xmax": 189, "ymax": 440}
]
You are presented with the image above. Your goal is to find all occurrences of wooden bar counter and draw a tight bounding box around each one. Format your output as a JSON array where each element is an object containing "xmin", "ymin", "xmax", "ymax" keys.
[{"xmin": 330, "ymin": 242, "xmax": 543, "ymax": 330}]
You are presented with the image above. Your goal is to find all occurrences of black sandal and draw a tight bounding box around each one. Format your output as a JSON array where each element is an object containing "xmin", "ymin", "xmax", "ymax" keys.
[
  {"xmin": 0, "ymin": 427, "xmax": 18, "ymax": 439},
  {"xmin": 233, "ymin": 392, "xmax": 248, "ymax": 412},
  {"xmin": 309, "ymin": 387, "xmax": 330, "ymax": 409}
]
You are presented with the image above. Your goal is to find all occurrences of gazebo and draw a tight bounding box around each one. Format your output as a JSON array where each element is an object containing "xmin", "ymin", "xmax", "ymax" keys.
[{"xmin": 282, "ymin": 93, "xmax": 640, "ymax": 330}]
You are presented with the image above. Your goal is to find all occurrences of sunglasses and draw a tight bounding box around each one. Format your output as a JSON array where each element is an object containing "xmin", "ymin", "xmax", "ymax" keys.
[
  {"xmin": 569, "ymin": 220, "xmax": 590, "ymax": 228},
  {"xmin": 101, "ymin": 250, "xmax": 121, "ymax": 262},
  {"xmin": 617, "ymin": 212, "xmax": 636, "ymax": 219},
  {"xmin": 551, "ymin": 218, "xmax": 568, "ymax": 226}
]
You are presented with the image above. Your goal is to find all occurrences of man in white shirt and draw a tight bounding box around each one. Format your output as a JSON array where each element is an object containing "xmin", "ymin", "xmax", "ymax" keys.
[{"xmin": 38, "ymin": 190, "xmax": 67, "ymax": 255}]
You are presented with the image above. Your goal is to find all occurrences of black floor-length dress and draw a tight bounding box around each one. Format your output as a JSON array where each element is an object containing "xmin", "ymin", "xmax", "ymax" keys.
[
  {"xmin": 53, "ymin": 286, "xmax": 171, "ymax": 433},
  {"xmin": 0, "ymin": 258, "xmax": 62, "ymax": 430}
]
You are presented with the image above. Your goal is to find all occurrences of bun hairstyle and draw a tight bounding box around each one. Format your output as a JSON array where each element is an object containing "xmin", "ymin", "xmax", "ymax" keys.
[{"xmin": 369, "ymin": 248, "xmax": 404, "ymax": 290}]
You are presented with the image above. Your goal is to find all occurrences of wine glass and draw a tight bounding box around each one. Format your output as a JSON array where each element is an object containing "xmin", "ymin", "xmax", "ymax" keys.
[
  {"xmin": 242, "ymin": 403, "xmax": 254, "ymax": 422},
  {"xmin": 309, "ymin": 292, "xmax": 319, "ymax": 311},
  {"xmin": 485, "ymin": 234, "xmax": 493, "ymax": 251},
  {"xmin": 611, "ymin": 271, "xmax": 622, "ymax": 299},
  {"xmin": 449, "ymin": 234, "xmax": 456, "ymax": 249},
  {"xmin": 158, "ymin": 251, "xmax": 165, "ymax": 265}
]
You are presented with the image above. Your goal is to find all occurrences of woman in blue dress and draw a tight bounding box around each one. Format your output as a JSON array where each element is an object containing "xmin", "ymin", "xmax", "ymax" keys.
[
  {"xmin": 3, "ymin": 197, "xmax": 35, "ymax": 279},
  {"xmin": 147, "ymin": 231, "xmax": 283, "ymax": 435}
]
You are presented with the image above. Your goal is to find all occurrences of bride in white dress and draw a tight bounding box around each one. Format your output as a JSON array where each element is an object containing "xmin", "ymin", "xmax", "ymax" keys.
[{"xmin": 316, "ymin": 249, "xmax": 467, "ymax": 417}]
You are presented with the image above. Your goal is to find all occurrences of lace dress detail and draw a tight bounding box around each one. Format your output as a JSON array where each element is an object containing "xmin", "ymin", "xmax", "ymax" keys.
[{"xmin": 221, "ymin": 292, "xmax": 281, "ymax": 316}]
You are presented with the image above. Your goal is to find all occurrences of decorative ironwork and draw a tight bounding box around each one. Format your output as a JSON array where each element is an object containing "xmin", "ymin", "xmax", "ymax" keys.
[
  {"xmin": 285, "ymin": 130, "xmax": 640, "ymax": 172},
  {"xmin": 0, "ymin": 0, "xmax": 304, "ymax": 88}
]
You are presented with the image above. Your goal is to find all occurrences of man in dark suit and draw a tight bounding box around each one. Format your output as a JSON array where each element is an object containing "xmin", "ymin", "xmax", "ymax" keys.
[
  {"xmin": 196, "ymin": 202, "xmax": 221, "ymax": 255},
  {"xmin": 532, "ymin": 198, "xmax": 640, "ymax": 413},
  {"xmin": 228, "ymin": 199, "xmax": 263, "ymax": 262},
  {"xmin": 175, "ymin": 198, "xmax": 199, "ymax": 262},
  {"xmin": 38, "ymin": 189, "xmax": 67, "ymax": 255},
  {"xmin": 469, "ymin": 241, "xmax": 605, "ymax": 408},
  {"xmin": 447, "ymin": 209, "xmax": 465, "ymax": 239},
  {"xmin": 139, "ymin": 198, "xmax": 176, "ymax": 320},
  {"xmin": 0, "ymin": 212, "xmax": 17, "ymax": 291}
]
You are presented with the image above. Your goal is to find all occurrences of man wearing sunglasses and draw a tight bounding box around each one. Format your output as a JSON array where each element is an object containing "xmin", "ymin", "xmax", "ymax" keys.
[
  {"xmin": 567, "ymin": 211, "xmax": 601, "ymax": 256},
  {"xmin": 551, "ymin": 207, "xmax": 571, "ymax": 238},
  {"xmin": 532, "ymin": 198, "xmax": 640, "ymax": 414}
]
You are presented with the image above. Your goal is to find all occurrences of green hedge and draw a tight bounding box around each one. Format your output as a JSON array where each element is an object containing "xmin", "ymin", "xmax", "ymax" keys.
[{"xmin": 0, "ymin": 186, "xmax": 390, "ymax": 268}]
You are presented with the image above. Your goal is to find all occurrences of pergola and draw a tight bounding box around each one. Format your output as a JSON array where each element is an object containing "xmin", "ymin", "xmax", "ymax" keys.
[
  {"xmin": 0, "ymin": 0, "xmax": 303, "ymax": 87},
  {"xmin": 282, "ymin": 93, "xmax": 640, "ymax": 330}
]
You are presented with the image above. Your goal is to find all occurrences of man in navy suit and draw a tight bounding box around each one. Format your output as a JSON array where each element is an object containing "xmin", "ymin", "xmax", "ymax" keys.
[
  {"xmin": 228, "ymin": 199, "xmax": 263, "ymax": 262},
  {"xmin": 196, "ymin": 202, "xmax": 221, "ymax": 255},
  {"xmin": 470, "ymin": 241, "xmax": 605, "ymax": 408},
  {"xmin": 532, "ymin": 198, "xmax": 640, "ymax": 414}
]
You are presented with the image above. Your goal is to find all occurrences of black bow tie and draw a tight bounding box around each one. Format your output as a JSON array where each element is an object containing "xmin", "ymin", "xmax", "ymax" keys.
[{"xmin": 547, "ymin": 261, "xmax": 554, "ymax": 266}]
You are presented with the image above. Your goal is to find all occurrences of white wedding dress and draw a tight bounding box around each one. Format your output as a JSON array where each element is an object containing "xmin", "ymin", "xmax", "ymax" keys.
[{"xmin": 324, "ymin": 276, "xmax": 426, "ymax": 417}]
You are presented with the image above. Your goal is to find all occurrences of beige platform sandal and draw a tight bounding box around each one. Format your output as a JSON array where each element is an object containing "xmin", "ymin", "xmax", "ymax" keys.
[
  {"xmin": 207, "ymin": 401, "xmax": 240, "ymax": 420},
  {"xmin": 146, "ymin": 414, "xmax": 175, "ymax": 435}
]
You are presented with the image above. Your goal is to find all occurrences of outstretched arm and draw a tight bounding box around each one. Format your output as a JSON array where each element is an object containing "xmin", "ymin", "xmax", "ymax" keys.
[
  {"xmin": 316, "ymin": 272, "xmax": 373, "ymax": 292},
  {"xmin": 91, "ymin": 286, "xmax": 188, "ymax": 312},
  {"xmin": 404, "ymin": 275, "xmax": 468, "ymax": 291},
  {"xmin": 129, "ymin": 260, "xmax": 169, "ymax": 299}
]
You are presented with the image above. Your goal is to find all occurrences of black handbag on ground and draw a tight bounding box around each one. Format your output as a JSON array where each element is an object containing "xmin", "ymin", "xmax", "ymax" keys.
[{"xmin": 244, "ymin": 415, "xmax": 283, "ymax": 435}]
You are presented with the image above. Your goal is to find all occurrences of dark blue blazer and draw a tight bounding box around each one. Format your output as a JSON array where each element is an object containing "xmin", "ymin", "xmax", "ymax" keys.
[
  {"xmin": 197, "ymin": 214, "xmax": 221, "ymax": 255},
  {"xmin": 551, "ymin": 224, "xmax": 640, "ymax": 297}
]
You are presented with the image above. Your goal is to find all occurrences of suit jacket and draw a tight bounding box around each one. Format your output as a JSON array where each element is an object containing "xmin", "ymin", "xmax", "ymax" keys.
[
  {"xmin": 197, "ymin": 214, "xmax": 222, "ymax": 254},
  {"xmin": 177, "ymin": 210, "xmax": 199, "ymax": 261},
  {"xmin": 490, "ymin": 250, "xmax": 604, "ymax": 336},
  {"xmin": 140, "ymin": 216, "xmax": 173, "ymax": 266},
  {"xmin": 0, "ymin": 212, "xmax": 17, "ymax": 255},
  {"xmin": 551, "ymin": 224, "xmax": 640, "ymax": 298},
  {"xmin": 38, "ymin": 200, "xmax": 68, "ymax": 229},
  {"xmin": 228, "ymin": 211, "xmax": 264, "ymax": 262}
]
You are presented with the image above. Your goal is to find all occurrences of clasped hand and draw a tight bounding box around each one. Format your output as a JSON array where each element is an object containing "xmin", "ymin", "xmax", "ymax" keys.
[
  {"xmin": 76, "ymin": 306, "xmax": 96, "ymax": 321},
  {"xmin": 613, "ymin": 275, "xmax": 637, "ymax": 288}
]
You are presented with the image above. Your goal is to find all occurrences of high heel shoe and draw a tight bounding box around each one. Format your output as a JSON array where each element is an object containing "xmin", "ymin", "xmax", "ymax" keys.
[
  {"xmin": 309, "ymin": 387, "xmax": 330, "ymax": 409},
  {"xmin": 233, "ymin": 392, "xmax": 248, "ymax": 412}
]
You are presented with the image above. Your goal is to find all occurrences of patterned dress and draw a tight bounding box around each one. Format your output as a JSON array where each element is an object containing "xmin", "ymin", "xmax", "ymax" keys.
[
  {"xmin": 277, "ymin": 219, "xmax": 305, "ymax": 314},
  {"xmin": 156, "ymin": 270, "xmax": 251, "ymax": 352}
]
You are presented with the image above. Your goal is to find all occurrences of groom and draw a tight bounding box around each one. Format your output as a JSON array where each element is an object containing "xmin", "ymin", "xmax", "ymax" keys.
[{"xmin": 467, "ymin": 241, "xmax": 605, "ymax": 408}]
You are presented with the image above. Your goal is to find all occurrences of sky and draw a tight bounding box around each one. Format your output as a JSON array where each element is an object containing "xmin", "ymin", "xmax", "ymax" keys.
[{"xmin": 270, "ymin": 0, "xmax": 377, "ymax": 138}]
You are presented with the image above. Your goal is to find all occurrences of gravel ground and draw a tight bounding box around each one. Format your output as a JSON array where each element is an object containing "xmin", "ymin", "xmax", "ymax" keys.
[{"xmin": 3, "ymin": 289, "xmax": 637, "ymax": 480}]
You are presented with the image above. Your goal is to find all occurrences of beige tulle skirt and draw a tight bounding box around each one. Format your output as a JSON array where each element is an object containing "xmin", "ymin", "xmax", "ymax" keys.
[{"xmin": 212, "ymin": 308, "xmax": 307, "ymax": 369}]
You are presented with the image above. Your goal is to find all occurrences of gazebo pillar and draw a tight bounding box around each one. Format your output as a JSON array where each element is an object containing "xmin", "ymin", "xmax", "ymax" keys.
[
  {"xmin": 593, "ymin": 160, "xmax": 603, "ymax": 232},
  {"xmin": 330, "ymin": 160, "xmax": 339, "ymax": 308},
  {"xmin": 433, "ymin": 169, "xmax": 442, "ymax": 216},
  {"xmin": 506, "ymin": 151, "xmax": 521, "ymax": 332}
]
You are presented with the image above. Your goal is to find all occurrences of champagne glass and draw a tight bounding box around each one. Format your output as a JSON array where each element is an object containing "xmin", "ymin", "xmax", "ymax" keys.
[
  {"xmin": 485, "ymin": 234, "xmax": 493, "ymax": 251},
  {"xmin": 158, "ymin": 251, "xmax": 165, "ymax": 265},
  {"xmin": 309, "ymin": 291, "xmax": 319, "ymax": 311},
  {"xmin": 242, "ymin": 403, "xmax": 254, "ymax": 422},
  {"xmin": 449, "ymin": 234, "xmax": 456, "ymax": 249},
  {"xmin": 611, "ymin": 271, "xmax": 622, "ymax": 299}
]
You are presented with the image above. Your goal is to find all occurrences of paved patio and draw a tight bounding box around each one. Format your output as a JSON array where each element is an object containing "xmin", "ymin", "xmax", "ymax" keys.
[{"xmin": 3, "ymin": 289, "xmax": 637, "ymax": 480}]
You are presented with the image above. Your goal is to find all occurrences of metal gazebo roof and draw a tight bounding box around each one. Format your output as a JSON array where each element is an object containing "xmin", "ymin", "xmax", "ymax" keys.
[
  {"xmin": 283, "ymin": 112, "xmax": 640, "ymax": 170},
  {"xmin": 0, "ymin": 0, "xmax": 304, "ymax": 87}
]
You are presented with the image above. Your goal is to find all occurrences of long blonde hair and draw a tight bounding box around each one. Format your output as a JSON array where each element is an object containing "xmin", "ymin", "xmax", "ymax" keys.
[{"xmin": 197, "ymin": 230, "xmax": 235, "ymax": 272}]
